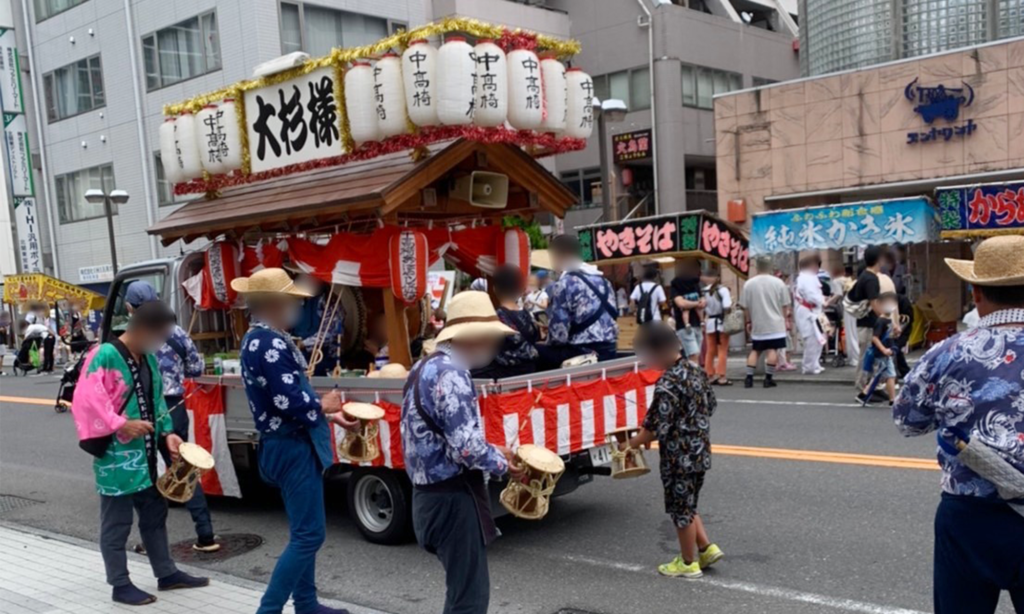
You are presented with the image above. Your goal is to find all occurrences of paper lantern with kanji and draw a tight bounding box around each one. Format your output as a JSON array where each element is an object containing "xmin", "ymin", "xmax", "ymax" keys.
[
  {"xmin": 402, "ymin": 39, "xmax": 438, "ymax": 127},
  {"xmin": 496, "ymin": 228, "xmax": 530, "ymax": 284},
  {"xmin": 204, "ymin": 241, "xmax": 241, "ymax": 309},
  {"xmin": 158, "ymin": 117, "xmax": 185, "ymax": 184},
  {"xmin": 389, "ymin": 231, "xmax": 429, "ymax": 304},
  {"xmin": 565, "ymin": 68, "xmax": 595, "ymax": 139},
  {"xmin": 436, "ymin": 36, "xmax": 475, "ymax": 126},
  {"xmin": 218, "ymin": 98, "xmax": 243, "ymax": 171},
  {"xmin": 174, "ymin": 112, "xmax": 204, "ymax": 180},
  {"xmin": 540, "ymin": 56, "xmax": 567, "ymax": 133},
  {"xmin": 375, "ymin": 53, "xmax": 408, "ymax": 138},
  {"xmin": 507, "ymin": 47, "xmax": 543, "ymax": 130},
  {"xmin": 346, "ymin": 62, "xmax": 383, "ymax": 145},
  {"xmin": 473, "ymin": 39, "xmax": 507, "ymax": 128},
  {"xmin": 195, "ymin": 104, "xmax": 228, "ymax": 175}
]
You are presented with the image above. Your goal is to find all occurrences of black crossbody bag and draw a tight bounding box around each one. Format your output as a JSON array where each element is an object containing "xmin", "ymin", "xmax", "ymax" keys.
[{"xmin": 79, "ymin": 339, "xmax": 155, "ymax": 460}]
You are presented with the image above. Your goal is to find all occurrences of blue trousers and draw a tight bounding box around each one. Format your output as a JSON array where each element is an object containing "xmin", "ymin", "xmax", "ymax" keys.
[
  {"xmin": 934, "ymin": 493, "xmax": 1024, "ymax": 614},
  {"xmin": 257, "ymin": 433, "xmax": 326, "ymax": 614},
  {"xmin": 413, "ymin": 487, "xmax": 489, "ymax": 614},
  {"xmin": 99, "ymin": 486, "xmax": 178, "ymax": 587}
]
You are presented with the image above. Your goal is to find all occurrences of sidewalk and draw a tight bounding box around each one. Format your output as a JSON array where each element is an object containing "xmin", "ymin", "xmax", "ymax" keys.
[{"xmin": 0, "ymin": 523, "xmax": 386, "ymax": 614}]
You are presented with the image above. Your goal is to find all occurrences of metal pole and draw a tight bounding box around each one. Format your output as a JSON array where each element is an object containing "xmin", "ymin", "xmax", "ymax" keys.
[
  {"xmin": 104, "ymin": 195, "xmax": 118, "ymax": 274},
  {"xmin": 598, "ymin": 112, "xmax": 613, "ymax": 222},
  {"xmin": 636, "ymin": 0, "xmax": 658, "ymax": 214},
  {"xmin": 122, "ymin": 0, "xmax": 159, "ymax": 260}
]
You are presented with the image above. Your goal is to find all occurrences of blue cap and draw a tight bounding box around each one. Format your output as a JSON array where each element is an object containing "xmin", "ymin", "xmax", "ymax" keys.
[
  {"xmin": 535, "ymin": 270, "xmax": 549, "ymax": 279},
  {"xmin": 125, "ymin": 281, "xmax": 159, "ymax": 308}
]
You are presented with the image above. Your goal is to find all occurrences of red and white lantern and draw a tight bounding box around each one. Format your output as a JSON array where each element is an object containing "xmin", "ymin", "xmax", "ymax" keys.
[
  {"xmin": 389, "ymin": 231, "xmax": 429, "ymax": 304},
  {"xmin": 204, "ymin": 241, "xmax": 241, "ymax": 308},
  {"xmin": 496, "ymin": 228, "xmax": 530, "ymax": 283}
]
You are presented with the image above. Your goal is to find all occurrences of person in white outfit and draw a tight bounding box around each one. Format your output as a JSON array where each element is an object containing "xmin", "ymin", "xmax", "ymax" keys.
[{"xmin": 794, "ymin": 254, "xmax": 826, "ymax": 375}]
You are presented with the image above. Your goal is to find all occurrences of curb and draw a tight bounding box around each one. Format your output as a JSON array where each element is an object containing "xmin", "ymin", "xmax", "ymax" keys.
[{"xmin": 0, "ymin": 520, "xmax": 393, "ymax": 614}]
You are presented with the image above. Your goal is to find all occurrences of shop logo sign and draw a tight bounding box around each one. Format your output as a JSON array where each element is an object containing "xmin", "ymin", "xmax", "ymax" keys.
[{"xmin": 904, "ymin": 78, "xmax": 976, "ymax": 144}]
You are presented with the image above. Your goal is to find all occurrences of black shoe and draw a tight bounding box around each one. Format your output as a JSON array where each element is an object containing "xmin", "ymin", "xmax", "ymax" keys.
[
  {"xmin": 192, "ymin": 535, "xmax": 221, "ymax": 553},
  {"xmin": 856, "ymin": 392, "xmax": 869, "ymax": 405},
  {"xmin": 763, "ymin": 377, "xmax": 777, "ymax": 388},
  {"xmin": 744, "ymin": 375, "xmax": 754, "ymax": 388},
  {"xmin": 112, "ymin": 583, "xmax": 156, "ymax": 605},
  {"xmin": 157, "ymin": 570, "xmax": 209, "ymax": 591}
]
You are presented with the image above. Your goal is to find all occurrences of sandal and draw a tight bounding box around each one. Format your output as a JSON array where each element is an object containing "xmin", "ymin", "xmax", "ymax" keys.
[{"xmin": 716, "ymin": 378, "xmax": 732, "ymax": 386}]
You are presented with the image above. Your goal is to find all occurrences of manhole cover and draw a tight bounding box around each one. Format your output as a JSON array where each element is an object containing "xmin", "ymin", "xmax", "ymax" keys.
[
  {"xmin": 169, "ymin": 533, "xmax": 264, "ymax": 563},
  {"xmin": 0, "ymin": 494, "xmax": 43, "ymax": 513},
  {"xmin": 555, "ymin": 610, "xmax": 606, "ymax": 614}
]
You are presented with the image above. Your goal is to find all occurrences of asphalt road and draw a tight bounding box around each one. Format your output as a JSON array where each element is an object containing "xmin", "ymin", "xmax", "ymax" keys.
[{"xmin": 0, "ymin": 374, "xmax": 1017, "ymax": 614}]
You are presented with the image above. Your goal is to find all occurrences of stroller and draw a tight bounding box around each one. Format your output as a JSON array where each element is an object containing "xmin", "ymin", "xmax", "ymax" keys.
[
  {"xmin": 12, "ymin": 336, "xmax": 42, "ymax": 376},
  {"xmin": 823, "ymin": 305, "xmax": 847, "ymax": 368}
]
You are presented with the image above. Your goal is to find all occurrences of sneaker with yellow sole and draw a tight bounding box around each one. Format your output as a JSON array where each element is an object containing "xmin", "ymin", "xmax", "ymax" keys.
[
  {"xmin": 699, "ymin": 544, "xmax": 724, "ymax": 569},
  {"xmin": 658, "ymin": 556, "xmax": 703, "ymax": 578}
]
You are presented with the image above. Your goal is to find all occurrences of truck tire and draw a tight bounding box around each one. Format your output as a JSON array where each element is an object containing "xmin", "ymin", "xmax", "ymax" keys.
[{"xmin": 346, "ymin": 468, "xmax": 413, "ymax": 545}]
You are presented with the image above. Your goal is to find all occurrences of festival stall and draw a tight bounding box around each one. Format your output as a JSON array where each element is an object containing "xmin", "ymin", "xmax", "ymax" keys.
[
  {"xmin": 2, "ymin": 273, "xmax": 106, "ymax": 311},
  {"xmin": 935, "ymin": 180, "xmax": 1024, "ymax": 239}
]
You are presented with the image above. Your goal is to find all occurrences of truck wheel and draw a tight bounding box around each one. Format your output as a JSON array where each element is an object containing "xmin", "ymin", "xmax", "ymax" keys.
[{"xmin": 347, "ymin": 468, "xmax": 413, "ymax": 545}]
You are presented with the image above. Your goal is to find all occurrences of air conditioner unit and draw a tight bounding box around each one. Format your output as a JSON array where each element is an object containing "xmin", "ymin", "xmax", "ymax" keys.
[{"xmin": 451, "ymin": 172, "xmax": 509, "ymax": 209}]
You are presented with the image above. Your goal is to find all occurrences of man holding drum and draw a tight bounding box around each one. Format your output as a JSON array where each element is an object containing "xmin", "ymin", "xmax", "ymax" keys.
[
  {"xmin": 402, "ymin": 291, "xmax": 525, "ymax": 614},
  {"xmin": 70, "ymin": 300, "xmax": 209, "ymax": 606},
  {"xmin": 233, "ymin": 268, "xmax": 358, "ymax": 614}
]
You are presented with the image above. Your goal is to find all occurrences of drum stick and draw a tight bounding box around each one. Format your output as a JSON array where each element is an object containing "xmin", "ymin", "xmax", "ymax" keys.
[{"xmin": 508, "ymin": 413, "xmax": 533, "ymax": 450}]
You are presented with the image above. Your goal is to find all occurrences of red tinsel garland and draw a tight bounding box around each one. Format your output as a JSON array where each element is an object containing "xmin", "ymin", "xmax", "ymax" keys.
[{"xmin": 174, "ymin": 127, "xmax": 586, "ymax": 196}]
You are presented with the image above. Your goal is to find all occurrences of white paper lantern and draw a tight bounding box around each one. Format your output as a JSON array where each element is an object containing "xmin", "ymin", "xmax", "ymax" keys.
[
  {"xmin": 436, "ymin": 36, "xmax": 475, "ymax": 126},
  {"xmin": 507, "ymin": 47, "xmax": 543, "ymax": 130},
  {"xmin": 473, "ymin": 39, "xmax": 507, "ymax": 128},
  {"xmin": 195, "ymin": 104, "xmax": 229, "ymax": 175},
  {"xmin": 174, "ymin": 112, "xmax": 203, "ymax": 180},
  {"xmin": 540, "ymin": 56, "xmax": 567, "ymax": 133},
  {"xmin": 346, "ymin": 62, "xmax": 383, "ymax": 145},
  {"xmin": 218, "ymin": 98, "xmax": 243, "ymax": 172},
  {"xmin": 564, "ymin": 68, "xmax": 595, "ymax": 139},
  {"xmin": 402, "ymin": 39, "xmax": 438, "ymax": 127},
  {"xmin": 375, "ymin": 53, "xmax": 408, "ymax": 138},
  {"xmin": 158, "ymin": 117, "xmax": 185, "ymax": 184}
]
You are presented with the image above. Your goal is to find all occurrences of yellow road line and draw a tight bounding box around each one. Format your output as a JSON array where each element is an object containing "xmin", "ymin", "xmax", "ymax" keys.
[
  {"xmin": 0, "ymin": 395, "xmax": 55, "ymax": 407},
  {"xmin": 1, "ymin": 393, "xmax": 939, "ymax": 470}
]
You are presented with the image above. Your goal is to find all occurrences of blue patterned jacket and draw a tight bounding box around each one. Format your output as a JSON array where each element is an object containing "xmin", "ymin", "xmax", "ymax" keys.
[
  {"xmin": 546, "ymin": 264, "xmax": 619, "ymax": 346},
  {"xmin": 893, "ymin": 309, "xmax": 1024, "ymax": 499},
  {"xmin": 156, "ymin": 325, "xmax": 204, "ymax": 397}
]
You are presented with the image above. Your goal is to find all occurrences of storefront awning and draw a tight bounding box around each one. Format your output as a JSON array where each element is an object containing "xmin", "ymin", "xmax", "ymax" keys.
[
  {"xmin": 936, "ymin": 181, "xmax": 1024, "ymax": 239},
  {"xmin": 576, "ymin": 211, "xmax": 750, "ymax": 278},
  {"xmin": 1, "ymin": 273, "xmax": 106, "ymax": 310},
  {"xmin": 750, "ymin": 197, "xmax": 939, "ymax": 257}
]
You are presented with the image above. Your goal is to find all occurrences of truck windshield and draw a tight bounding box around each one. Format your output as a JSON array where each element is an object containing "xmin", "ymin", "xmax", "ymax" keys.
[{"xmin": 108, "ymin": 272, "xmax": 166, "ymax": 334}]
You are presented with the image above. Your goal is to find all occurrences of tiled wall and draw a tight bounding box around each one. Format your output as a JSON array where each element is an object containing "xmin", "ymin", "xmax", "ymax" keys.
[{"xmin": 714, "ymin": 38, "xmax": 1024, "ymax": 220}]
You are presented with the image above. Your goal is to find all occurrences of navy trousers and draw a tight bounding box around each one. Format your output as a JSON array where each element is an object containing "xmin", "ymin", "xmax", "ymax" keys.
[
  {"xmin": 934, "ymin": 493, "xmax": 1024, "ymax": 614},
  {"xmin": 413, "ymin": 487, "xmax": 490, "ymax": 614},
  {"xmin": 99, "ymin": 487, "xmax": 178, "ymax": 587},
  {"xmin": 257, "ymin": 433, "xmax": 326, "ymax": 614}
]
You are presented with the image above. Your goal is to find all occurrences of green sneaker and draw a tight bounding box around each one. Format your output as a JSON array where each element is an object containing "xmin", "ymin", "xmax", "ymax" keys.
[
  {"xmin": 658, "ymin": 556, "xmax": 703, "ymax": 578},
  {"xmin": 699, "ymin": 544, "xmax": 724, "ymax": 569}
]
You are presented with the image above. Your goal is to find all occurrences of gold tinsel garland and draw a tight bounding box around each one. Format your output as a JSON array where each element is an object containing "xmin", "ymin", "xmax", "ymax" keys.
[{"xmin": 161, "ymin": 17, "xmax": 583, "ymax": 180}]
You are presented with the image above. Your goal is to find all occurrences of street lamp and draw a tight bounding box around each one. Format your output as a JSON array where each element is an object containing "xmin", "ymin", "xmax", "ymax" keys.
[
  {"xmin": 594, "ymin": 97, "xmax": 628, "ymax": 222},
  {"xmin": 84, "ymin": 188, "xmax": 129, "ymax": 275}
]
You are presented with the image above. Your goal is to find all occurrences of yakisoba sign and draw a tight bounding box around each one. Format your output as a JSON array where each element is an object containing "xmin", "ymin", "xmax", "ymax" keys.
[{"xmin": 158, "ymin": 18, "xmax": 594, "ymax": 196}]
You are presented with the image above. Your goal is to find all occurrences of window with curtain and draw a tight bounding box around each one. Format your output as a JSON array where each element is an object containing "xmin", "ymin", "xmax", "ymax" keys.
[
  {"xmin": 34, "ymin": 0, "xmax": 87, "ymax": 22},
  {"xmin": 629, "ymin": 67, "xmax": 650, "ymax": 111},
  {"xmin": 143, "ymin": 11, "xmax": 221, "ymax": 91},
  {"xmin": 591, "ymin": 67, "xmax": 651, "ymax": 112},
  {"xmin": 43, "ymin": 55, "xmax": 104, "ymax": 122},
  {"xmin": 55, "ymin": 164, "xmax": 115, "ymax": 224},
  {"xmin": 278, "ymin": 2, "xmax": 390, "ymax": 57},
  {"xmin": 681, "ymin": 63, "xmax": 743, "ymax": 110}
]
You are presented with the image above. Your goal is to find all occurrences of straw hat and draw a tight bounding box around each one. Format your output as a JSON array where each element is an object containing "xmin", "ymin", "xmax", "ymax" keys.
[
  {"xmin": 434, "ymin": 291, "xmax": 515, "ymax": 343},
  {"xmin": 367, "ymin": 362, "xmax": 410, "ymax": 379},
  {"xmin": 530, "ymin": 249, "xmax": 554, "ymax": 271},
  {"xmin": 230, "ymin": 268, "xmax": 312, "ymax": 297},
  {"xmin": 946, "ymin": 236, "xmax": 1024, "ymax": 287}
]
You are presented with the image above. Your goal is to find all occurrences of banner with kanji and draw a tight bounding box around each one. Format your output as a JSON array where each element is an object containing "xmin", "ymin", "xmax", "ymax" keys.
[
  {"xmin": 936, "ymin": 181, "xmax": 1024, "ymax": 238},
  {"xmin": 576, "ymin": 212, "xmax": 749, "ymax": 277},
  {"xmin": 750, "ymin": 197, "xmax": 938, "ymax": 256}
]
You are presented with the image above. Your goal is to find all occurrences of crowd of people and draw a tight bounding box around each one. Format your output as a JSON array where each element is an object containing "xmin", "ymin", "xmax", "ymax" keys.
[{"xmin": 58, "ymin": 230, "xmax": 1023, "ymax": 614}]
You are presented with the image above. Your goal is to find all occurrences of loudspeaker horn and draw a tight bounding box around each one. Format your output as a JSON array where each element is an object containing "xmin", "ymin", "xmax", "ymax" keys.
[{"xmin": 451, "ymin": 171, "xmax": 509, "ymax": 209}]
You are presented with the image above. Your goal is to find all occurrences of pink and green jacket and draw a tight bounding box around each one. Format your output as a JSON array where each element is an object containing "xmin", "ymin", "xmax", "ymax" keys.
[{"xmin": 70, "ymin": 343, "xmax": 171, "ymax": 496}]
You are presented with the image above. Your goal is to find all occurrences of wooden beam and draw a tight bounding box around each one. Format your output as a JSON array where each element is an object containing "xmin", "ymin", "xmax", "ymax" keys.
[{"xmin": 382, "ymin": 288, "xmax": 412, "ymax": 368}]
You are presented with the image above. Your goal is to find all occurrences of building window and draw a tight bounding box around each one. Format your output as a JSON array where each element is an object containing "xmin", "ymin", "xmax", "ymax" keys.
[
  {"xmin": 681, "ymin": 64, "xmax": 741, "ymax": 110},
  {"xmin": 560, "ymin": 168, "xmax": 602, "ymax": 209},
  {"xmin": 999, "ymin": 0, "xmax": 1024, "ymax": 38},
  {"xmin": 43, "ymin": 56, "xmax": 104, "ymax": 122},
  {"xmin": 143, "ymin": 11, "xmax": 221, "ymax": 91},
  {"xmin": 154, "ymin": 153, "xmax": 200, "ymax": 207},
  {"xmin": 592, "ymin": 67, "xmax": 650, "ymax": 112},
  {"xmin": 902, "ymin": 0, "xmax": 988, "ymax": 58},
  {"xmin": 279, "ymin": 2, "xmax": 395, "ymax": 57},
  {"xmin": 34, "ymin": 0, "xmax": 87, "ymax": 22},
  {"xmin": 55, "ymin": 164, "xmax": 115, "ymax": 224}
]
